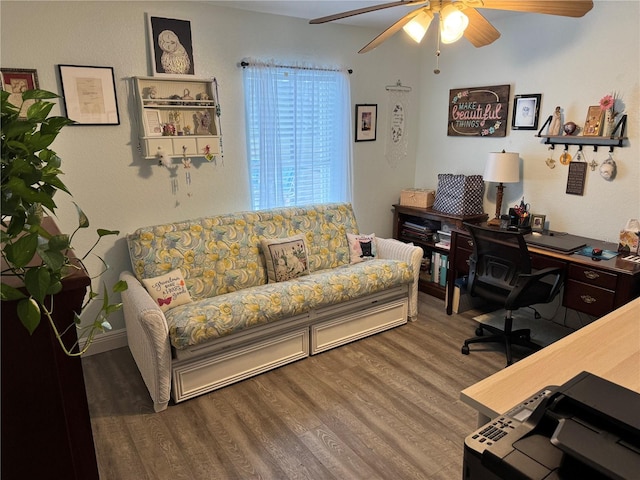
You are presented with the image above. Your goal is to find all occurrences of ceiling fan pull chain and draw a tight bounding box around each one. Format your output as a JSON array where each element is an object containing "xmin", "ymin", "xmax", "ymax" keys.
[{"xmin": 434, "ymin": 22, "xmax": 442, "ymax": 75}]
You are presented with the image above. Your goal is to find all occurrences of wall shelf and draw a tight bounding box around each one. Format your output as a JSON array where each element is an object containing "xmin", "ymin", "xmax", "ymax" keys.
[
  {"xmin": 133, "ymin": 76, "xmax": 221, "ymax": 160},
  {"xmin": 536, "ymin": 114, "xmax": 627, "ymax": 152}
]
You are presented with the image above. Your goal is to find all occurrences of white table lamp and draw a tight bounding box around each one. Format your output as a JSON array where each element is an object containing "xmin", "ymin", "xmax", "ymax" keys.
[{"xmin": 484, "ymin": 151, "xmax": 520, "ymax": 226}]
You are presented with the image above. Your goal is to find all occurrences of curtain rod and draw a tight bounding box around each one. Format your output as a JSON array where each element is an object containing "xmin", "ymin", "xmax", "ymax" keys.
[{"xmin": 240, "ymin": 60, "xmax": 352, "ymax": 74}]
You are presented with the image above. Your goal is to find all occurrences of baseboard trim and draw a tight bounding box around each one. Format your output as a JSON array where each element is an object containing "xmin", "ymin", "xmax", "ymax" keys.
[{"xmin": 81, "ymin": 329, "xmax": 128, "ymax": 357}]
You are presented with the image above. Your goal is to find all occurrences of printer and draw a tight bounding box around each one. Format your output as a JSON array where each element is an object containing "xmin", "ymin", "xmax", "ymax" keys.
[{"xmin": 463, "ymin": 371, "xmax": 640, "ymax": 479}]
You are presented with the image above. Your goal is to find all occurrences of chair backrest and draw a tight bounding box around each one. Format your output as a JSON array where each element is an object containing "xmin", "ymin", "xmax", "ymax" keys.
[{"xmin": 465, "ymin": 224, "xmax": 531, "ymax": 296}]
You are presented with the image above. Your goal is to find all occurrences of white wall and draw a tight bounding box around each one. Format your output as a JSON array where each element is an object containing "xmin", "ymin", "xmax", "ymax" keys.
[
  {"xmin": 414, "ymin": 1, "xmax": 639, "ymax": 240},
  {"xmin": 0, "ymin": 1, "xmax": 418, "ymax": 335}
]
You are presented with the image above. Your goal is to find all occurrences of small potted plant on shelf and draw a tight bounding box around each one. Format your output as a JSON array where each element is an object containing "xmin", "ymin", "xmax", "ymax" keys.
[{"xmin": 1, "ymin": 88, "xmax": 127, "ymax": 355}]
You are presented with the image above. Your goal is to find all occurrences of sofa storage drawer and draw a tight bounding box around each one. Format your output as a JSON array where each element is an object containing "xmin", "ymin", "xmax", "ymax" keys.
[
  {"xmin": 563, "ymin": 279, "xmax": 615, "ymax": 317},
  {"xmin": 568, "ymin": 264, "xmax": 617, "ymax": 290},
  {"xmin": 172, "ymin": 328, "xmax": 309, "ymax": 402},
  {"xmin": 310, "ymin": 298, "xmax": 408, "ymax": 354}
]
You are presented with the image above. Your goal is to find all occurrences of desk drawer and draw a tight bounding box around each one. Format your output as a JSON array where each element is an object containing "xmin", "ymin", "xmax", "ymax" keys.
[
  {"xmin": 454, "ymin": 235, "xmax": 473, "ymax": 273},
  {"xmin": 564, "ymin": 280, "xmax": 615, "ymax": 317},
  {"xmin": 568, "ymin": 264, "xmax": 617, "ymax": 290},
  {"xmin": 530, "ymin": 254, "xmax": 565, "ymax": 271}
]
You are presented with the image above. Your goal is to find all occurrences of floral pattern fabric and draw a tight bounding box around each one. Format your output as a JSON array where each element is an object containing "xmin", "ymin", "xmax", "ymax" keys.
[
  {"xmin": 126, "ymin": 203, "xmax": 412, "ymax": 350},
  {"xmin": 166, "ymin": 259, "xmax": 412, "ymax": 349}
]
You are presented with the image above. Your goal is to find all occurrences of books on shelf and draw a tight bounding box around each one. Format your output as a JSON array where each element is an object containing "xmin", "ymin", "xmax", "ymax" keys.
[{"xmin": 430, "ymin": 251, "xmax": 449, "ymax": 285}]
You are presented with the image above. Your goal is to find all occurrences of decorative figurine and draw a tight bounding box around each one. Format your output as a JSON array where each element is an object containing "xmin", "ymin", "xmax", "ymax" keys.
[{"xmin": 549, "ymin": 106, "xmax": 562, "ymax": 136}]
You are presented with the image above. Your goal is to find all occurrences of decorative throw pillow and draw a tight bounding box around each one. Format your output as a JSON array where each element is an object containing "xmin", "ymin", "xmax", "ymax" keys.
[
  {"xmin": 347, "ymin": 233, "xmax": 377, "ymax": 264},
  {"xmin": 142, "ymin": 269, "xmax": 192, "ymax": 312},
  {"xmin": 261, "ymin": 234, "xmax": 310, "ymax": 283}
]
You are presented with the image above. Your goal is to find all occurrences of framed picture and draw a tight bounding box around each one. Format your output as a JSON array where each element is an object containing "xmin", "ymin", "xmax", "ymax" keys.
[
  {"xmin": 58, "ymin": 65, "xmax": 120, "ymax": 125},
  {"xmin": 147, "ymin": 15, "xmax": 195, "ymax": 76},
  {"xmin": 144, "ymin": 109, "xmax": 163, "ymax": 136},
  {"xmin": 583, "ymin": 105, "xmax": 604, "ymax": 136},
  {"xmin": 0, "ymin": 68, "xmax": 39, "ymax": 118},
  {"xmin": 511, "ymin": 94, "xmax": 541, "ymax": 130},
  {"xmin": 355, "ymin": 104, "xmax": 377, "ymax": 142},
  {"xmin": 531, "ymin": 214, "xmax": 546, "ymax": 232}
]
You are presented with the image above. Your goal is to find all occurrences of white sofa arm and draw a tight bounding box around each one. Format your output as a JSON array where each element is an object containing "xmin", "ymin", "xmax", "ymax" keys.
[
  {"xmin": 377, "ymin": 237, "xmax": 423, "ymax": 321},
  {"xmin": 120, "ymin": 271, "xmax": 172, "ymax": 412}
]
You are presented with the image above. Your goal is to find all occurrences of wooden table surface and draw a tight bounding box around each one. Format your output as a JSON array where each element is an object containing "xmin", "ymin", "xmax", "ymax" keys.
[{"xmin": 460, "ymin": 297, "xmax": 640, "ymax": 420}]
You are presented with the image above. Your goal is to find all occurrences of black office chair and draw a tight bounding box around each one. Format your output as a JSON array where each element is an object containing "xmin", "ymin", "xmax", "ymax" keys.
[{"xmin": 460, "ymin": 224, "xmax": 564, "ymax": 366}]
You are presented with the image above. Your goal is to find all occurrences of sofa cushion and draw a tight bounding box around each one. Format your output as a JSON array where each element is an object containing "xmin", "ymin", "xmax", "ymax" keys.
[
  {"xmin": 142, "ymin": 269, "xmax": 192, "ymax": 312},
  {"xmin": 165, "ymin": 258, "xmax": 413, "ymax": 350},
  {"xmin": 260, "ymin": 234, "xmax": 310, "ymax": 283},
  {"xmin": 347, "ymin": 233, "xmax": 377, "ymax": 264}
]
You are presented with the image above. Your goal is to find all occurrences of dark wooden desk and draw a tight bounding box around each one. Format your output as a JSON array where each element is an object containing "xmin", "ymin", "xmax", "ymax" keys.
[{"xmin": 446, "ymin": 227, "xmax": 640, "ymax": 317}]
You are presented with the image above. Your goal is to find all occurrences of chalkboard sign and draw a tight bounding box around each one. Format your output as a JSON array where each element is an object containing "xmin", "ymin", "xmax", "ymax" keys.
[
  {"xmin": 448, "ymin": 85, "xmax": 510, "ymax": 137},
  {"xmin": 566, "ymin": 162, "xmax": 587, "ymax": 195}
]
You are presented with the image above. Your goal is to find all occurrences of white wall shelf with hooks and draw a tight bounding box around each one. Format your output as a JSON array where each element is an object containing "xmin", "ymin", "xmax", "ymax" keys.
[{"xmin": 133, "ymin": 76, "xmax": 221, "ymax": 160}]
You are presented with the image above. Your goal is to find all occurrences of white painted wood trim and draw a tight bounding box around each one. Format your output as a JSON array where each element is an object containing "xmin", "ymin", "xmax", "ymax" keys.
[{"xmin": 81, "ymin": 329, "xmax": 128, "ymax": 357}]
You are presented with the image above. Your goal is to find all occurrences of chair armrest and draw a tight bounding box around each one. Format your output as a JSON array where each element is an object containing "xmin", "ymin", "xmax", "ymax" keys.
[
  {"xmin": 507, "ymin": 267, "xmax": 565, "ymax": 309},
  {"xmin": 377, "ymin": 237, "xmax": 424, "ymax": 321},
  {"xmin": 120, "ymin": 270, "xmax": 172, "ymax": 412}
]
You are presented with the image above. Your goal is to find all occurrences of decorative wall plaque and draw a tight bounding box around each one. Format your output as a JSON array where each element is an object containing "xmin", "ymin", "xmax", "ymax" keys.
[
  {"xmin": 448, "ymin": 85, "xmax": 510, "ymax": 137},
  {"xmin": 566, "ymin": 161, "xmax": 587, "ymax": 195}
]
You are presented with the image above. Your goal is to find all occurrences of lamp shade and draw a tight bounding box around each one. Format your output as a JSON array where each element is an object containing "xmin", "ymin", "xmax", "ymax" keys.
[
  {"xmin": 484, "ymin": 152, "xmax": 520, "ymax": 183},
  {"xmin": 403, "ymin": 10, "xmax": 434, "ymax": 43},
  {"xmin": 440, "ymin": 4, "xmax": 469, "ymax": 44}
]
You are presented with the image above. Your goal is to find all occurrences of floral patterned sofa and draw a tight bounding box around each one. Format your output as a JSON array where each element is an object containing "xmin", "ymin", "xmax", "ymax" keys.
[{"xmin": 120, "ymin": 203, "xmax": 422, "ymax": 411}]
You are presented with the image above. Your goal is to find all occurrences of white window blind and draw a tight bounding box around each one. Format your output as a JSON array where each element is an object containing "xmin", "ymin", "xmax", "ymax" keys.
[{"xmin": 243, "ymin": 61, "xmax": 352, "ymax": 210}]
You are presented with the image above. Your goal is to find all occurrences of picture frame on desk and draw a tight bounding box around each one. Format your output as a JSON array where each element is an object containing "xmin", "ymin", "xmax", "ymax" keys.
[{"xmin": 531, "ymin": 214, "xmax": 546, "ymax": 232}]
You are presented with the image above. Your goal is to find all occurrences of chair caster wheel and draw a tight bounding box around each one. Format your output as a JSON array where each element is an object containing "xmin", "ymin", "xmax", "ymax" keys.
[
  {"xmin": 475, "ymin": 327, "xmax": 484, "ymax": 336},
  {"xmin": 461, "ymin": 345, "xmax": 470, "ymax": 355}
]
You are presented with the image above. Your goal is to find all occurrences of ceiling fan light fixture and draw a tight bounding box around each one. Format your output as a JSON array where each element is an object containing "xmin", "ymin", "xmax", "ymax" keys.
[
  {"xmin": 440, "ymin": 4, "xmax": 469, "ymax": 44},
  {"xmin": 403, "ymin": 10, "xmax": 434, "ymax": 43}
]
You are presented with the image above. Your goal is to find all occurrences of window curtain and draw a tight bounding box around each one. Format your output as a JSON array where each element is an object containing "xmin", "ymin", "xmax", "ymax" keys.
[{"xmin": 243, "ymin": 60, "xmax": 353, "ymax": 210}]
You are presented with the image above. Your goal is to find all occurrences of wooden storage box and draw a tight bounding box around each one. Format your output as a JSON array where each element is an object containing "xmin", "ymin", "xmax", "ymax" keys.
[{"xmin": 400, "ymin": 189, "xmax": 435, "ymax": 208}]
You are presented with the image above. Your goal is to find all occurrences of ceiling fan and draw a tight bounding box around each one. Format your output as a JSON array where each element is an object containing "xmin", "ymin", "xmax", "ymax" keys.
[{"xmin": 309, "ymin": 0, "xmax": 594, "ymax": 56}]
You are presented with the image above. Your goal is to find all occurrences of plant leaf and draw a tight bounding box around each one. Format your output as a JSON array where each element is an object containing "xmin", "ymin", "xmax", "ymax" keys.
[
  {"xmin": 17, "ymin": 297, "xmax": 41, "ymax": 334},
  {"xmin": 112, "ymin": 279, "xmax": 128, "ymax": 293},
  {"xmin": 74, "ymin": 202, "xmax": 90, "ymax": 228},
  {"xmin": 1, "ymin": 282, "xmax": 27, "ymax": 301},
  {"xmin": 24, "ymin": 267, "xmax": 51, "ymax": 305},
  {"xmin": 97, "ymin": 228, "xmax": 119, "ymax": 237},
  {"xmin": 5, "ymin": 232, "xmax": 38, "ymax": 267}
]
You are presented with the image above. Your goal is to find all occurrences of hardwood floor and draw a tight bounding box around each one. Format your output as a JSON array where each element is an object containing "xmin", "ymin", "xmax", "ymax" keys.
[{"xmin": 83, "ymin": 293, "xmax": 517, "ymax": 480}]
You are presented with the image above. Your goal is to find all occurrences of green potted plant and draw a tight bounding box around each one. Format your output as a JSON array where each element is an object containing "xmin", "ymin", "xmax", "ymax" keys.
[
  {"xmin": 1, "ymin": 88, "xmax": 126, "ymax": 354},
  {"xmin": 1, "ymin": 88, "xmax": 127, "ymax": 479}
]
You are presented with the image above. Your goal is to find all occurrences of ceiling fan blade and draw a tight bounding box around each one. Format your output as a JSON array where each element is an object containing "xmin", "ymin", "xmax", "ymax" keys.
[
  {"xmin": 309, "ymin": 0, "xmax": 426, "ymax": 24},
  {"xmin": 463, "ymin": 8, "xmax": 501, "ymax": 47},
  {"xmin": 358, "ymin": 7, "xmax": 427, "ymax": 54},
  {"xmin": 478, "ymin": 0, "xmax": 593, "ymax": 18}
]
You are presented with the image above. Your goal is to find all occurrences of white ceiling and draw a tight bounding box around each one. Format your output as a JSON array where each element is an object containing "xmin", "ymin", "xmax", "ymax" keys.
[{"xmin": 206, "ymin": 1, "xmax": 515, "ymax": 29}]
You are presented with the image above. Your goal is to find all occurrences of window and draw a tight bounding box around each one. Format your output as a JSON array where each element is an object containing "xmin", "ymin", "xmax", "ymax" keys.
[{"xmin": 242, "ymin": 61, "xmax": 352, "ymax": 210}]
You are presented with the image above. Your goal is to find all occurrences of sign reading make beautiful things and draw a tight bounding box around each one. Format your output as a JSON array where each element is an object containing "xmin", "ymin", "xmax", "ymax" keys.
[{"xmin": 448, "ymin": 85, "xmax": 510, "ymax": 137}]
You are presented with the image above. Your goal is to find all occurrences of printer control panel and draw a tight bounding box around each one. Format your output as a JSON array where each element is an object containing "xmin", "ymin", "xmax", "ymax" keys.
[{"xmin": 466, "ymin": 387, "xmax": 555, "ymax": 451}]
